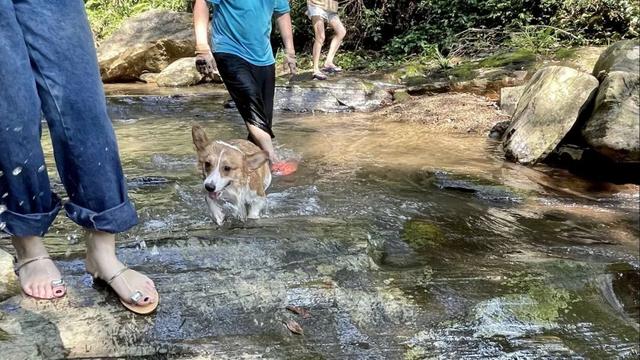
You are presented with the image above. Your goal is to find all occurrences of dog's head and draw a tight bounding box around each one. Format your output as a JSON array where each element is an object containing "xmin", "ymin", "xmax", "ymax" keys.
[{"xmin": 192, "ymin": 125, "xmax": 269, "ymax": 199}]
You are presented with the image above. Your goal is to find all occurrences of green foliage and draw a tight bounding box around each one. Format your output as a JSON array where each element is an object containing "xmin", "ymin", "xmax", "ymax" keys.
[
  {"xmin": 85, "ymin": 0, "xmax": 639, "ymax": 66},
  {"xmin": 85, "ymin": 0, "xmax": 191, "ymax": 40}
]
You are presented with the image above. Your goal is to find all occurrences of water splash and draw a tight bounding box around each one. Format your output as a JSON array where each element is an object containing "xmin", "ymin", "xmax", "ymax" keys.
[
  {"xmin": 37, "ymin": 165, "xmax": 46, "ymax": 173},
  {"xmin": 12, "ymin": 166, "xmax": 22, "ymax": 176},
  {"xmin": 0, "ymin": 222, "xmax": 5, "ymax": 231},
  {"xmin": 0, "ymin": 205, "xmax": 6, "ymax": 214}
]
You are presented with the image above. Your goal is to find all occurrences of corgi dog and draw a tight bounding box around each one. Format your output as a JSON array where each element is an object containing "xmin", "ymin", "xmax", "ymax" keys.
[{"xmin": 192, "ymin": 124, "xmax": 271, "ymax": 225}]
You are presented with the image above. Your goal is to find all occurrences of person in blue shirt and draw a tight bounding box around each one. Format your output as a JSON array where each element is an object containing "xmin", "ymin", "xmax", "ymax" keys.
[{"xmin": 193, "ymin": 0, "xmax": 298, "ymax": 176}]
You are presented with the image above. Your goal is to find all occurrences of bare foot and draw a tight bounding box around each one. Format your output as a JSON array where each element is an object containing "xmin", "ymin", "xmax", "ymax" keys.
[
  {"xmin": 12, "ymin": 236, "xmax": 66, "ymax": 299},
  {"xmin": 84, "ymin": 230, "xmax": 156, "ymax": 306}
]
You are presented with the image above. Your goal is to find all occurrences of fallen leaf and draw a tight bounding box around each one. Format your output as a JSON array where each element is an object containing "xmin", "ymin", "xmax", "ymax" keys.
[
  {"xmin": 286, "ymin": 305, "xmax": 311, "ymax": 319},
  {"xmin": 284, "ymin": 319, "xmax": 304, "ymax": 335}
]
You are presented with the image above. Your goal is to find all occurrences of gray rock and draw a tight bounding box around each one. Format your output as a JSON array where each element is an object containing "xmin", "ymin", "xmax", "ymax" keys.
[
  {"xmin": 503, "ymin": 66, "xmax": 599, "ymax": 165},
  {"xmin": 500, "ymin": 85, "xmax": 525, "ymax": 116},
  {"xmin": 0, "ymin": 248, "xmax": 18, "ymax": 301},
  {"xmin": 139, "ymin": 72, "xmax": 160, "ymax": 84},
  {"xmin": 97, "ymin": 10, "xmax": 195, "ymax": 82},
  {"xmin": 489, "ymin": 121, "xmax": 511, "ymax": 140},
  {"xmin": 275, "ymin": 77, "xmax": 392, "ymax": 112},
  {"xmin": 592, "ymin": 40, "xmax": 640, "ymax": 79},
  {"xmin": 156, "ymin": 57, "xmax": 203, "ymax": 87},
  {"xmin": 582, "ymin": 71, "xmax": 640, "ymax": 163}
]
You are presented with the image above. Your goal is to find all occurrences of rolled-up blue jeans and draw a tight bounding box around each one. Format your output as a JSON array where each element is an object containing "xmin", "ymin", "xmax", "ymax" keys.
[{"xmin": 0, "ymin": 0, "xmax": 138, "ymax": 237}]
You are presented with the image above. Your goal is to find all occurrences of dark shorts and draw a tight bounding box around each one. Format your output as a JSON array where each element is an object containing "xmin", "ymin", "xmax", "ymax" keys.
[{"xmin": 214, "ymin": 52, "xmax": 276, "ymax": 138}]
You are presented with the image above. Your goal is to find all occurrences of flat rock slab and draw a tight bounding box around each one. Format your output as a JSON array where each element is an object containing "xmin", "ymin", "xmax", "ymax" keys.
[
  {"xmin": 503, "ymin": 66, "xmax": 599, "ymax": 165},
  {"xmin": 275, "ymin": 77, "xmax": 392, "ymax": 112}
]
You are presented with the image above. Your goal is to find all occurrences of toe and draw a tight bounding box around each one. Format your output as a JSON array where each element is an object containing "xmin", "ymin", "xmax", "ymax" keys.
[
  {"xmin": 23, "ymin": 284, "xmax": 33, "ymax": 296},
  {"xmin": 43, "ymin": 284, "xmax": 54, "ymax": 299},
  {"xmin": 53, "ymin": 285, "xmax": 66, "ymax": 298},
  {"xmin": 35, "ymin": 284, "xmax": 44, "ymax": 299}
]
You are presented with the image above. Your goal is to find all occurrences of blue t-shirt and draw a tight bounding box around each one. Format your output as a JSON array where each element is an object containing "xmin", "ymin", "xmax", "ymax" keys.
[{"xmin": 208, "ymin": 0, "xmax": 290, "ymax": 66}]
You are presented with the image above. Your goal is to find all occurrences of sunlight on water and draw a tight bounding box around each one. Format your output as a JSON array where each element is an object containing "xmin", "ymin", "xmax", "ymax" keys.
[{"xmin": 0, "ymin": 92, "xmax": 637, "ymax": 358}]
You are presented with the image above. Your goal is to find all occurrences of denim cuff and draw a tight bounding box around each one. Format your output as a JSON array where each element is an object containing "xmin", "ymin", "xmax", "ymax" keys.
[
  {"xmin": 0, "ymin": 195, "xmax": 62, "ymax": 237},
  {"xmin": 65, "ymin": 199, "xmax": 138, "ymax": 234}
]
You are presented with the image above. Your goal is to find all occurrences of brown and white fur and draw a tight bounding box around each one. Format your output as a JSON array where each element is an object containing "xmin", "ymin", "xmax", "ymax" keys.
[{"xmin": 192, "ymin": 125, "xmax": 271, "ymax": 225}]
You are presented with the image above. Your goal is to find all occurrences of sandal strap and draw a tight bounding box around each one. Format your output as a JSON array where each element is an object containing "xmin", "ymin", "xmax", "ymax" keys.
[
  {"xmin": 14, "ymin": 255, "xmax": 52, "ymax": 274},
  {"xmin": 105, "ymin": 266, "xmax": 130, "ymax": 285}
]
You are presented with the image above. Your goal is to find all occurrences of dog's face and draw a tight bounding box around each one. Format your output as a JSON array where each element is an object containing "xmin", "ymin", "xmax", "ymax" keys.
[{"xmin": 192, "ymin": 125, "xmax": 268, "ymax": 199}]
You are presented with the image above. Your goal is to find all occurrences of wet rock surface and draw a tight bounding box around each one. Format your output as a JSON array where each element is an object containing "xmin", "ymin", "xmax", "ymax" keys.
[
  {"xmin": 1, "ymin": 90, "xmax": 638, "ymax": 359},
  {"xmin": 97, "ymin": 10, "xmax": 195, "ymax": 82},
  {"xmin": 503, "ymin": 66, "xmax": 599, "ymax": 164}
]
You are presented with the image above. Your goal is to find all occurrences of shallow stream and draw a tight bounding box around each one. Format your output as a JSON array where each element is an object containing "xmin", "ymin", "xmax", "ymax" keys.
[{"xmin": 0, "ymin": 88, "xmax": 638, "ymax": 359}]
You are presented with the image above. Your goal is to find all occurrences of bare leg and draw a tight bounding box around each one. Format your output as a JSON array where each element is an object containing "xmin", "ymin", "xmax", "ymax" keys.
[
  {"xmin": 12, "ymin": 236, "xmax": 65, "ymax": 299},
  {"xmin": 85, "ymin": 230, "xmax": 156, "ymax": 306},
  {"xmin": 311, "ymin": 16, "xmax": 325, "ymax": 74},
  {"xmin": 247, "ymin": 124, "xmax": 278, "ymax": 163},
  {"xmin": 324, "ymin": 16, "xmax": 346, "ymax": 68}
]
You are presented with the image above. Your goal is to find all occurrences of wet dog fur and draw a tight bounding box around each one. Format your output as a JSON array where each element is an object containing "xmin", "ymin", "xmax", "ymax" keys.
[{"xmin": 192, "ymin": 124, "xmax": 271, "ymax": 225}]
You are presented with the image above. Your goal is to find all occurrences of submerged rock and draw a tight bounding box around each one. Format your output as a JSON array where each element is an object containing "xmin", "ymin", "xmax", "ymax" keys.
[
  {"xmin": 503, "ymin": 66, "xmax": 599, "ymax": 165},
  {"xmin": 97, "ymin": 10, "xmax": 195, "ymax": 82},
  {"xmin": 402, "ymin": 219, "xmax": 445, "ymax": 250},
  {"xmin": 275, "ymin": 77, "xmax": 392, "ymax": 112},
  {"xmin": 156, "ymin": 57, "xmax": 204, "ymax": 87}
]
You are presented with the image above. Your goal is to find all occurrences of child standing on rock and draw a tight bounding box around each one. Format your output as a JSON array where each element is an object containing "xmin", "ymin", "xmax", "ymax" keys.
[{"xmin": 307, "ymin": 0, "xmax": 346, "ymax": 80}]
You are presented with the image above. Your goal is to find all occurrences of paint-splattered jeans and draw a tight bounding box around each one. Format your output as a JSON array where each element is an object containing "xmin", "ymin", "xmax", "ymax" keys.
[{"xmin": 0, "ymin": 0, "xmax": 138, "ymax": 237}]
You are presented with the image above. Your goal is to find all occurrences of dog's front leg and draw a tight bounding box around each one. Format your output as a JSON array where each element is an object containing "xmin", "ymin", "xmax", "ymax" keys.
[
  {"xmin": 248, "ymin": 196, "xmax": 266, "ymax": 219},
  {"xmin": 206, "ymin": 196, "xmax": 225, "ymax": 226}
]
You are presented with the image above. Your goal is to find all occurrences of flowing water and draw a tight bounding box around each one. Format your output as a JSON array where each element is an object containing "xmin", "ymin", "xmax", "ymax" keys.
[{"xmin": 0, "ymin": 87, "xmax": 638, "ymax": 359}]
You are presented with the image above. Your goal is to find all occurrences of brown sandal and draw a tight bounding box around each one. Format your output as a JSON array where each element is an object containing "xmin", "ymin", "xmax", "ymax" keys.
[
  {"xmin": 14, "ymin": 255, "xmax": 66, "ymax": 299},
  {"xmin": 101, "ymin": 266, "xmax": 159, "ymax": 315}
]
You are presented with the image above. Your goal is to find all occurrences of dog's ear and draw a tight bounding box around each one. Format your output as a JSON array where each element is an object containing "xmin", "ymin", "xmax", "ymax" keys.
[
  {"xmin": 192, "ymin": 124, "xmax": 210, "ymax": 151},
  {"xmin": 246, "ymin": 150, "xmax": 269, "ymax": 170}
]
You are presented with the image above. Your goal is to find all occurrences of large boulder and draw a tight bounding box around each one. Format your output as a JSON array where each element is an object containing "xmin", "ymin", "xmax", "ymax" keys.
[
  {"xmin": 502, "ymin": 66, "xmax": 599, "ymax": 165},
  {"xmin": 582, "ymin": 71, "xmax": 640, "ymax": 163},
  {"xmin": 156, "ymin": 57, "xmax": 203, "ymax": 87},
  {"xmin": 592, "ymin": 39, "xmax": 640, "ymax": 79},
  {"xmin": 97, "ymin": 10, "xmax": 195, "ymax": 82}
]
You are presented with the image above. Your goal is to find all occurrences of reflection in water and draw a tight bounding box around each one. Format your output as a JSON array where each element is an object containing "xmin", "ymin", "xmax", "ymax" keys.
[{"xmin": 0, "ymin": 94, "xmax": 638, "ymax": 358}]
